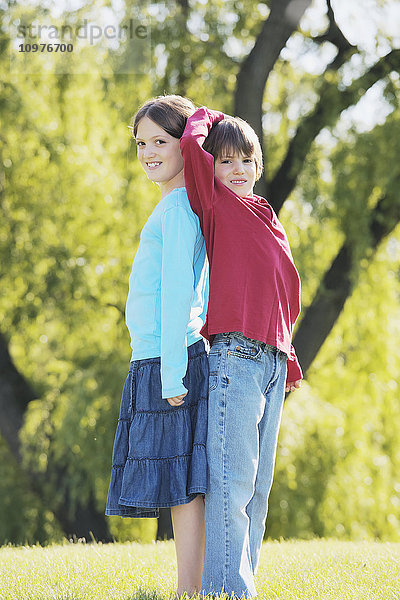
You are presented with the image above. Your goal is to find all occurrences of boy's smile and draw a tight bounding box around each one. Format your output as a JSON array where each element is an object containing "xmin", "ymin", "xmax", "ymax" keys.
[{"xmin": 214, "ymin": 153, "xmax": 257, "ymax": 198}]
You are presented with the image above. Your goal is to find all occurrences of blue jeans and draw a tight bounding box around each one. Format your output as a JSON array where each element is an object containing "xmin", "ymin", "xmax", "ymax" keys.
[{"xmin": 201, "ymin": 333, "xmax": 287, "ymax": 598}]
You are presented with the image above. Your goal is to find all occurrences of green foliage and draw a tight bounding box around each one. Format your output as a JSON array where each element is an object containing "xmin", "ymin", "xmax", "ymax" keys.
[
  {"xmin": 137, "ymin": 0, "xmax": 272, "ymax": 112},
  {"xmin": 1, "ymin": 0, "xmax": 400, "ymax": 545},
  {"xmin": 0, "ymin": 439, "xmax": 63, "ymax": 545},
  {"xmin": 263, "ymin": 60, "xmax": 321, "ymax": 180},
  {"xmin": 269, "ymin": 92, "xmax": 400, "ymax": 540},
  {"xmin": 332, "ymin": 110, "xmax": 400, "ymax": 265},
  {"xmin": 268, "ymin": 231, "xmax": 400, "ymax": 541},
  {"xmin": 1, "ymin": 3, "xmax": 158, "ymax": 542},
  {"xmin": 107, "ymin": 516, "xmax": 157, "ymax": 544}
]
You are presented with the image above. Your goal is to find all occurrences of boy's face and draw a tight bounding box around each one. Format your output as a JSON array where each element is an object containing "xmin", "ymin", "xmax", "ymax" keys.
[{"xmin": 214, "ymin": 153, "xmax": 257, "ymax": 198}]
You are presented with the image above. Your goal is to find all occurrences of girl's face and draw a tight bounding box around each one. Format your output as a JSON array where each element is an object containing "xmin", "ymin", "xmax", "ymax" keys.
[{"xmin": 135, "ymin": 116, "xmax": 185, "ymax": 198}]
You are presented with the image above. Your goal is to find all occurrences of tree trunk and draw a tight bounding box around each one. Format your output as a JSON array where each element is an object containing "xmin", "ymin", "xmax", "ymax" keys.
[
  {"xmin": 0, "ymin": 332, "xmax": 35, "ymax": 463},
  {"xmin": 156, "ymin": 508, "xmax": 173, "ymax": 540},
  {"xmin": 235, "ymin": 0, "xmax": 313, "ymax": 184}
]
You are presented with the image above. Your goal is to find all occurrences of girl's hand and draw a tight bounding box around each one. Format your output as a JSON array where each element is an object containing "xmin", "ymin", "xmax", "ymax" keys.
[
  {"xmin": 285, "ymin": 379, "xmax": 302, "ymax": 393},
  {"xmin": 167, "ymin": 392, "xmax": 188, "ymax": 407}
]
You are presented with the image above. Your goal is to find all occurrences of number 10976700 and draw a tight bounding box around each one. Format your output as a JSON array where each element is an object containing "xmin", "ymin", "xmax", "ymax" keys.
[{"xmin": 18, "ymin": 43, "xmax": 74, "ymax": 52}]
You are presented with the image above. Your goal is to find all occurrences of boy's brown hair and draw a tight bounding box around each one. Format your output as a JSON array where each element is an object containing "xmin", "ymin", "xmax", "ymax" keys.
[{"xmin": 203, "ymin": 116, "xmax": 263, "ymax": 180}]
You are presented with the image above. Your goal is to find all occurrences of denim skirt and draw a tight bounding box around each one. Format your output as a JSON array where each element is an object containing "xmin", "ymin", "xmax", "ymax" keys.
[{"xmin": 105, "ymin": 339, "xmax": 208, "ymax": 518}]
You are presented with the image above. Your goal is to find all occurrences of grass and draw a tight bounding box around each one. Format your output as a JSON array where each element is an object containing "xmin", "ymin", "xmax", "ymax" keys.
[{"xmin": 0, "ymin": 539, "xmax": 399, "ymax": 600}]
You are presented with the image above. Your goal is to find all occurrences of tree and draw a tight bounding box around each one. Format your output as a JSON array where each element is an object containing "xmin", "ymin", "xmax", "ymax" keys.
[
  {"xmin": 143, "ymin": 0, "xmax": 400, "ymax": 539},
  {"xmin": 1, "ymin": 0, "xmax": 399, "ymax": 543},
  {"xmin": 148, "ymin": 0, "xmax": 400, "ymax": 375}
]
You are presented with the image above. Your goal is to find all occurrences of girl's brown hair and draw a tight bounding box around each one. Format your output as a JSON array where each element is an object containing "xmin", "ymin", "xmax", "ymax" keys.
[
  {"xmin": 131, "ymin": 95, "xmax": 196, "ymax": 139},
  {"xmin": 203, "ymin": 116, "xmax": 264, "ymax": 180}
]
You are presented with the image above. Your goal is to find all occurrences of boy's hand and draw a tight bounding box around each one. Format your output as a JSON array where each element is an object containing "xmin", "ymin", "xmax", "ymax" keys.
[
  {"xmin": 167, "ymin": 392, "xmax": 188, "ymax": 407},
  {"xmin": 285, "ymin": 379, "xmax": 302, "ymax": 393}
]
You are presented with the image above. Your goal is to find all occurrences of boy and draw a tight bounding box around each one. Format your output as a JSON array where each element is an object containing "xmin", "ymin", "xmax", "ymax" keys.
[{"xmin": 180, "ymin": 107, "xmax": 302, "ymax": 598}]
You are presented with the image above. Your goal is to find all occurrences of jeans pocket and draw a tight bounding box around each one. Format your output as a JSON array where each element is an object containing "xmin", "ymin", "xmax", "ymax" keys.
[
  {"xmin": 209, "ymin": 374, "xmax": 218, "ymax": 391},
  {"xmin": 208, "ymin": 349, "xmax": 222, "ymax": 391},
  {"xmin": 230, "ymin": 343, "xmax": 263, "ymax": 361}
]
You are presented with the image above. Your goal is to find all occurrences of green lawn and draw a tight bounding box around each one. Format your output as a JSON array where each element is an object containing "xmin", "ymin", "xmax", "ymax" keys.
[{"xmin": 0, "ymin": 539, "xmax": 399, "ymax": 600}]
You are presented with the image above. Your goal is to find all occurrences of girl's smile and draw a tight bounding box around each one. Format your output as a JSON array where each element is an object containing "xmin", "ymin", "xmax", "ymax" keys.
[{"xmin": 135, "ymin": 116, "xmax": 185, "ymax": 197}]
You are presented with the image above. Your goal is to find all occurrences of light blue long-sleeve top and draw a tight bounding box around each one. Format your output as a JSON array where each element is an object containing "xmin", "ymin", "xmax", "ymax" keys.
[{"xmin": 125, "ymin": 187, "xmax": 209, "ymax": 398}]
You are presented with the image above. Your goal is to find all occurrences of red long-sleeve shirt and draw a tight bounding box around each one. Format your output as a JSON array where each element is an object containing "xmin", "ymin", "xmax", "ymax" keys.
[{"xmin": 181, "ymin": 107, "xmax": 303, "ymax": 382}]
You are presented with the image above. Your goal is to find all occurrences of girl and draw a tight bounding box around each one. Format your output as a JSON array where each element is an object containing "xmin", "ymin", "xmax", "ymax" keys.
[
  {"xmin": 105, "ymin": 95, "xmax": 209, "ymax": 597},
  {"xmin": 180, "ymin": 107, "xmax": 302, "ymax": 598}
]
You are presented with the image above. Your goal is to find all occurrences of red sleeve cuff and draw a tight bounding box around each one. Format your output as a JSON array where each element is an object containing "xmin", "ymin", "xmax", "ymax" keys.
[{"xmin": 286, "ymin": 354, "xmax": 303, "ymax": 383}]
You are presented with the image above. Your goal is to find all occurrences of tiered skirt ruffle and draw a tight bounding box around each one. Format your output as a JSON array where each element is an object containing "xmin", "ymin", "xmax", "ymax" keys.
[{"xmin": 105, "ymin": 340, "xmax": 208, "ymax": 518}]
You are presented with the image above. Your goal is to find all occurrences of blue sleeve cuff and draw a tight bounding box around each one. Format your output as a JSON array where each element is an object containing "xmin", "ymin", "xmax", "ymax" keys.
[{"xmin": 162, "ymin": 381, "xmax": 188, "ymax": 399}]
